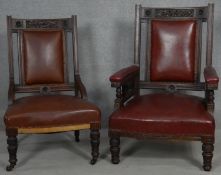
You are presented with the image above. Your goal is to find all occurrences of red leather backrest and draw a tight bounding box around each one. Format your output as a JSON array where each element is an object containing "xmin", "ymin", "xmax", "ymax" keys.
[
  {"xmin": 150, "ymin": 20, "xmax": 196, "ymax": 82},
  {"xmin": 21, "ymin": 30, "xmax": 65, "ymax": 85}
]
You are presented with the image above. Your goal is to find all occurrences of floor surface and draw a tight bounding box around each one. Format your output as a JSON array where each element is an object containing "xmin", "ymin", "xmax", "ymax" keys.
[{"xmin": 0, "ymin": 129, "xmax": 220, "ymax": 175}]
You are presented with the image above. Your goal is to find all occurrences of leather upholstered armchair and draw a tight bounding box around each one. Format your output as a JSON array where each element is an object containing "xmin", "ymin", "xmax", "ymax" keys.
[
  {"xmin": 109, "ymin": 4, "xmax": 218, "ymax": 171},
  {"xmin": 4, "ymin": 16, "xmax": 100, "ymax": 171}
]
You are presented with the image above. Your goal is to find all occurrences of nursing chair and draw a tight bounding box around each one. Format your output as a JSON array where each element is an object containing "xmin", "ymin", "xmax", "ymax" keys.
[
  {"xmin": 109, "ymin": 4, "xmax": 218, "ymax": 171},
  {"xmin": 4, "ymin": 16, "xmax": 100, "ymax": 171}
]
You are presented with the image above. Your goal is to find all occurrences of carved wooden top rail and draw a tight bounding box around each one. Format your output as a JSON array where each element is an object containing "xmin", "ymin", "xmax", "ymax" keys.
[
  {"xmin": 10, "ymin": 17, "xmax": 74, "ymax": 31},
  {"xmin": 140, "ymin": 6, "xmax": 208, "ymax": 20}
]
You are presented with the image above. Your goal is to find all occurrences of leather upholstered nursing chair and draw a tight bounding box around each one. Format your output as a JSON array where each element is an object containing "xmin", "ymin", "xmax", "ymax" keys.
[
  {"xmin": 109, "ymin": 4, "xmax": 218, "ymax": 171},
  {"xmin": 4, "ymin": 16, "xmax": 100, "ymax": 171}
]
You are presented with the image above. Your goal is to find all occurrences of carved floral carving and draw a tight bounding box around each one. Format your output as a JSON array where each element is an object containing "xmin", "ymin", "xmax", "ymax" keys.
[
  {"xmin": 26, "ymin": 20, "xmax": 59, "ymax": 28},
  {"xmin": 155, "ymin": 9, "xmax": 194, "ymax": 17}
]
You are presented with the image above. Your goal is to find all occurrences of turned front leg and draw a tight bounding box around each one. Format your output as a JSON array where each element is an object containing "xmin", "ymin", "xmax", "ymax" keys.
[
  {"xmin": 110, "ymin": 136, "xmax": 120, "ymax": 164},
  {"xmin": 90, "ymin": 128, "xmax": 100, "ymax": 165},
  {"xmin": 202, "ymin": 137, "xmax": 214, "ymax": 171},
  {"xmin": 6, "ymin": 129, "xmax": 18, "ymax": 171}
]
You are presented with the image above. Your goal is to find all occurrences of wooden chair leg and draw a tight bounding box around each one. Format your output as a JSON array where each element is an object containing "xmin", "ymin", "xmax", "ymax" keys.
[
  {"xmin": 75, "ymin": 130, "xmax": 80, "ymax": 142},
  {"xmin": 90, "ymin": 128, "xmax": 100, "ymax": 165},
  {"xmin": 6, "ymin": 129, "xmax": 18, "ymax": 171},
  {"xmin": 202, "ymin": 137, "xmax": 214, "ymax": 171},
  {"xmin": 110, "ymin": 136, "xmax": 120, "ymax": 164}
]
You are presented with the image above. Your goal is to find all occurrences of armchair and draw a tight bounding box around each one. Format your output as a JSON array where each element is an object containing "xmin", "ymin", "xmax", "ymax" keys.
[{"xmin": 109, "ymin": 4, "xmax": 218, "ymax": 171}]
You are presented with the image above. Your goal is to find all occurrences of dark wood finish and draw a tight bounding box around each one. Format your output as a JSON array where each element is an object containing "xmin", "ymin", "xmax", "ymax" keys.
[
  {"xmin": 206, "ymin": 4, "xmax": 214, "ymax": 66},
  {"xmin": 110, "ymin": 130, "xmax": 207, "ymax": 141},
  {"xmin": 11, "ymin": 18, "xmax": 72, "ymax": 30},
  {"xmin": 114, "ymin": 87, "xmax": 122, "ymax": 108},
  {"xmin": 133, "ymin": 4, "xmax": 215, "ymax": 90},
  {"xmin": 139, "ymin": 81, "xmax": 205, "ymax": 91},
  {"xmin": 206, "ymin": 90, "xmax": 215, "ymax": 114},
  {"xmin": 134, "ymin": 4, "xmax": 141, "ymax": 64},
  {"xmin": 113, "ymin": 3, "xmax": 217, "ymax": 110},
  {"xmin": 112, "ymin": 72, "xmax": 140, "ymax": 108},
  {"xmin": 109, "ymin": 134, "xmax": 120, "ymax": 164},
  {"xmin": 109, "ymin": 3, "xmax": 217, "ymax": 171},
  {"xmin": 7, "ymin": 15, "xmax": 86, "ymax": 96},
  {"xmin": 75, "ymin": 130, "xmax": 80, "ymax": 142},
  {"xmin": 202, "ymin": 137, "xmax": 214, "ymax": 171},
  {"xmin": 7, "ymin": 16, "xmax": 15, "ymax": 106},
  {"xmin": 90, "ymin": 128, "xmax": 100, "ymax": 165},
  {"xmin": 5, "ymin": 15, "xmax": 100, "ymax": 170},
  {"xmin": 75, "ymin": 74, "xmax": 87, "ymax": 99},
  {"xmin": 6, "ymin": 129, "xmax": 18, "ymax": 171},
  {"xmin": 140, "ymin": 6, "xmax": 208, "ymax": 20}
]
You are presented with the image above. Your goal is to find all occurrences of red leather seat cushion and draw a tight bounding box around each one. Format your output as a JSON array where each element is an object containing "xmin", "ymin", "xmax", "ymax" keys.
[
  {"xmin": 109, "ymin": 93, "xmax": 214, "ymax": 136},
  {"xmin": 4, "ymin": 95, "xmax": 100, "ymax": 128}
]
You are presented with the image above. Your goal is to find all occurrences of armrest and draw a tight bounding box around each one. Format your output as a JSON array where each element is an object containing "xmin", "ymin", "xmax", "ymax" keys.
[
  {"xmin": 204, "ymin": 66, "xmax": 219, "ymax": 89},
  {"xmin": 109, "ymin": 65, "xmax": 139, "ymax": 108},
  {"xmin": 109, "ymin": 65, "xmax": 139, "ymax": 84},
  {"xmin": 75, "ymin": 75, "xmax": 88, "ymax": 100}
]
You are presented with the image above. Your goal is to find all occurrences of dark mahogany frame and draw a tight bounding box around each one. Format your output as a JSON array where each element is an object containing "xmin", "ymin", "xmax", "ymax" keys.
[
  {"xmin": 109, "ymin": 4, "xmax": 218, "ymax": 171},
  {"xmin": 5, "ymin": 16, "xmax": 100, "ymax": 171}
]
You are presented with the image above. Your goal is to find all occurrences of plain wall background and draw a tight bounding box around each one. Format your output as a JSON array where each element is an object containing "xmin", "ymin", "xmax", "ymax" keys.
[{"xmin": 0, "ymin": 0, "xmax": 220, "ymax": 129}]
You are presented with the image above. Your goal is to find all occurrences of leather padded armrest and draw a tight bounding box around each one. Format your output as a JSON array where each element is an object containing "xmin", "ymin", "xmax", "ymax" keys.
[
  {"xmin": 204, "ymin": 66, "xmax": 219, "ymax": 86},
  {"xmin": 109, "ymin": 65, "xmax": 139, "ymax": 83}
]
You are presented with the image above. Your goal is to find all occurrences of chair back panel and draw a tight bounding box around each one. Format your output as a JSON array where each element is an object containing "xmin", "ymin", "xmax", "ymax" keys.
[
  {"xmin": 150, "ymin": 20, "xmax": 196, "ymax": 82},
  {"xmin": 134, "ymin": 4, "xmax": 214, "ymax": 91},
  {"xmin": 21, "ymin": 30, "xmax": 65, "ymax": 85},
  {"xmin": 7, "ymin": 16, "xmax": 79, "ymax": 93}
]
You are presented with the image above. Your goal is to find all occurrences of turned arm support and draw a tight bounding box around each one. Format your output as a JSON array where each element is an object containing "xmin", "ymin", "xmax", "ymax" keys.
[
  {"xmin": 204, "ymin": 66, "xmax": 219, "ymax": 114},
  {"xmin": 109, "ymin": 65, "xmax": 140, "ymax": 108},
  {"xmin": 75, "ymin": 74, "xmax": 87, "ymax": 100},
  {"xmin": 204, "ymin": 66, "xmax": 219, "ymax": 90}
]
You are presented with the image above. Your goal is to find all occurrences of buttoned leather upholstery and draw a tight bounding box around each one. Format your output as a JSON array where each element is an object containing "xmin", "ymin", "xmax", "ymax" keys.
[
  {"xmin": 109, "ymin": 93, "xmax": 214, "ymax": 136},
  {"xmin": 5, "ymin": 95, "xmax": 100, "ymax": 128},
  {"xmin": 22, "ymin": 30, "xmax": 65, "ymax": 85},
  {"xmin": 151, "ymin": 20, "xmax": 196, "ymax": 82}
]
